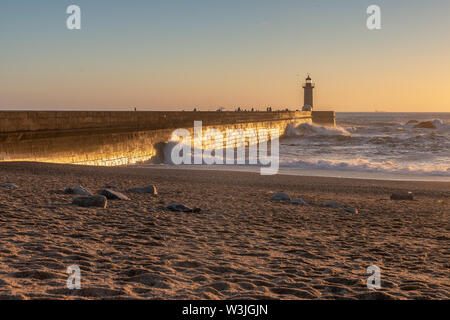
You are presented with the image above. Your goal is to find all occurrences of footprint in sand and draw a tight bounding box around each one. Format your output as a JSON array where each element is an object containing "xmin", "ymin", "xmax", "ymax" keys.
[
  {"xmin": 119, "ymin": 268, "xmax": 148, "ymax": 278},
  {"xmin": 324, "ymin": 276, "xmax": 359, "ymax": 286},
  {"xmin": 270, "ymin": 287, "xmax": 317, "ymax": 299},
  {"xmin": 173, "ymin": 260, "xmax": 203, "ymax": 268},
  {"xmin": 0, "ymin": 294, "xmax": 24, "ymax": 300},
  {"xmin": 207, "ymin": 266, "xmax": 246, "ymax": 274},
  {"xmin": 47, "ymin": 287, "xmax": 125, "ymax": 298},
  {"xmin": 10, "ymin": 271, "xmax": 60, "ymax": 280},
  {"xmin": 356, "ymin": 291, "xmax": 396, "ymax": 300},
  {"xmin": 237, "ymin": 281, "xmax": 256, "ymax": 290},
  {"xmin": 124, "ymin": 273, "xmax": 172, "ymax": 289},
  {"xmin": 191, "ymin": 275, "xmax": 209, "ymax": 282}
]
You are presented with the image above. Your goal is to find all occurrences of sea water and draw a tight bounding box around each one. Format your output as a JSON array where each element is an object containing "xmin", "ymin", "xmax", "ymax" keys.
[{"xmin": 278, "ymin": 112, "xmax": 450, "ymax": 181}]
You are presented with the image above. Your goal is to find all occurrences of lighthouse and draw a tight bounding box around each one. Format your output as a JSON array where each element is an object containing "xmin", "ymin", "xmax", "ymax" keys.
[{"xmin": 302, "ymin": 75, "xmax": 315, "ymax": 111}]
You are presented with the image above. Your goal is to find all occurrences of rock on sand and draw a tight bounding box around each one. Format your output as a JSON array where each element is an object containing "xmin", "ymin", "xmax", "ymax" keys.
[
  {"xmin": 73, "ymin": 195, "xmax": 107, "ymax": 208},
  {"xmin": 100, "ymin": 189, "xmax": 130, "ymax": 200},
  {"xmin": 1, "ymin": 183, "xmax": 18, "ymax": 188},
  {"xmin": 391, "ymin": 192, "xmax": 414, "ymax": 200},
  {"xmin": 166, "ymin": 203, "xmax": 201, "ymax": 213},
  {"xmin": 343, "ymin": 207, "xmax": 359, "ymax": 214},
  {"xmin": 322, "ymin": 201, "xmax": 344, "ymax": 208},
  {"xmin": 128, "ymin": 185, "xmax": 158, "ymax": 195},
  {"xmin": 271, "ymin": 193, "xmax": 291, "ymax": 201},
  {"xmin": 64, "ymin": 186, "xmax": 92, "ymax": 196},
  {"xmin": 291, "ymin": 199, "xmax": 309, "ymax": 206}
]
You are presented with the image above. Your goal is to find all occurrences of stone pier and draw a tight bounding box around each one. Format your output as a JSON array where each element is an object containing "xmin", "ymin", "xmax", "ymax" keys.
[{"xmin": 0, "ymin": 111, "xmax": 319, "ymax": 166}]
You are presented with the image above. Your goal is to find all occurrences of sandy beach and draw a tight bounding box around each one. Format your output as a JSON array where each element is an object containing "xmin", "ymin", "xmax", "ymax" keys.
[{"xmin": 0, "ymin": 162, "xmax": 448, "ymax": 300}]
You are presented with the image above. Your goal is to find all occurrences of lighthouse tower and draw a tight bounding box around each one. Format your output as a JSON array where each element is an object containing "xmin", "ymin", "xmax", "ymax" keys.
[{"xmin": 302, "ymin": 75, "xmax": 315, "ymax": 111}]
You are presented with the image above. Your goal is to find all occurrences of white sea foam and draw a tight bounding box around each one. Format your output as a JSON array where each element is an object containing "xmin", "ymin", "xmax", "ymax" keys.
[
  {"xmin": 285, "ymin": 122, "xmax": 351, "ymax": 137},
  {"xmin": 279, "ymin": 158, "xmax": 450, "ymax": 176}
]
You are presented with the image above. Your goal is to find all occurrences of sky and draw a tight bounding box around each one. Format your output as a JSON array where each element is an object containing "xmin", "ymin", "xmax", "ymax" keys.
[{"xmin": 0, "ymin": 0, "xmax": 449, "ymax": 112}]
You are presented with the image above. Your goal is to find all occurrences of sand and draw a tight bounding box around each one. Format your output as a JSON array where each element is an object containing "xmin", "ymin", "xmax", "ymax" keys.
[{"xmin": 0, "ymin": 162, "xmax": 448, "ymax": 300}]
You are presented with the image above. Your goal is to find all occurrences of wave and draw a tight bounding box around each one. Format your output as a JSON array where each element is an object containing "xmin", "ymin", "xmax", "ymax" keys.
[
  {"xmin": 279, "ymin": 158, "xmax": 450, "ymax": 176},
  {"xmin": 406, "ymin": 119, "xmax": 450, "ymax": 132},
  {"xmin": 285, "ymin": 122, "xmax": 351, "ymax": 137}
]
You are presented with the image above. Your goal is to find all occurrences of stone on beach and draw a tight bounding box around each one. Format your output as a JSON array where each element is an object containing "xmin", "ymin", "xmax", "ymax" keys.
[
  {"xmin": 1, "ymin": 183, "xmax": 18, "ymax": 188},
  {"xmin": 72, "ymin": 195, "xmax": 107, "ymax": 208},
  {"xmin": 406, "ymin": 120, "xmax": 419, "ymax": 125},
  {"xmin": 271, "ymin": 193, "xmax": 291, "ymax": 201},
  {"xmin": 291, "ymin": 199, "xmax": 309, "ymax": 206},
  {"xmin": 128, "ymin": 185, "xmax": 158, "ymax": 195},
  {"xmin": 166, "ymin": 203, "xmax": 201, "ymax": 213},
  {"xmin": 100, "ymin": 189, "xmax": 130, "ymax": 200},
  {"xmin": 64, "ymin": 185, "xmax": 92, "ymax": 196},
  {"xmin": 322, "ymin": 201, "xmax": 344, "ymax": 208},
  {"xmin": 63, "ymin": 187, "xmax": 73, "ymax": 194},
  {"xmin": 343, "ymin": 207, "xmax": 359, "ymax": 214},
  {"xmin": 390, "ymin": 192, "xmax": 414, "ymax": 200}
]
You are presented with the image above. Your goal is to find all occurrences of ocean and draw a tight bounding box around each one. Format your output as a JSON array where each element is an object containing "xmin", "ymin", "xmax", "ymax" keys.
[{"xmin": 279, "ymin": 112, "xmax": 450, "ymax": 181}]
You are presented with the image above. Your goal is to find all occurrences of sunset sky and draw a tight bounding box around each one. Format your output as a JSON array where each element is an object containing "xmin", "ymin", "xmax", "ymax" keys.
[{"xmin": 1, "ymin": 0, "xmax": 449, "ymax": 112}]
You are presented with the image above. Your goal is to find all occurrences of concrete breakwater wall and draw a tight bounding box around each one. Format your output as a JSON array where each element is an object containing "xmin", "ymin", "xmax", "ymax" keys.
[{"xmin": 0, "ymin": 111, "xmax": 314, "ymax": 166}]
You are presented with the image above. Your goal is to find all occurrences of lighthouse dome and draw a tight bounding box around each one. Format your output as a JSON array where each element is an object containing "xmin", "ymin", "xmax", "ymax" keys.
[{"xmin": 302, "ymin": 105, "xmax": 312, "ymax": 111}]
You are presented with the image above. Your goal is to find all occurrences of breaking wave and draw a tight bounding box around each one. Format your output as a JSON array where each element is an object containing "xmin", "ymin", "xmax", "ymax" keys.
[{"xmin": 285, "ymin": 122, "xmax": 351, "ymax": 137}]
